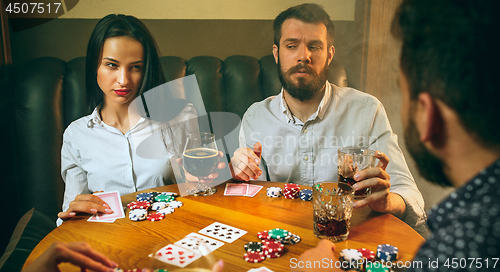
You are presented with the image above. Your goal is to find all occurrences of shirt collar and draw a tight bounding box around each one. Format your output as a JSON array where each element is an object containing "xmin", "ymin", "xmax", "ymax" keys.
[
  {"xmin": 88, "ymin": 106, "xmax": 146, "ymax": 131},
  {"xmin": 280, "ymin": 81, "xmax": 332, "ymax": 124}
]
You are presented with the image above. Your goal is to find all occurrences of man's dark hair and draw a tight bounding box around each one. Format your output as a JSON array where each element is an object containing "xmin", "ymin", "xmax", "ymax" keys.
[
  {"xmin": 392, "ymin": 0, "xmax": 500, "ymax": 148},
  {"xmin": 273, "ymin": 3, "xmax": 334, "ymax": 47},
  {"xmin": 85, "ymin": 14, "xmax": 166, "ymax": 112}
]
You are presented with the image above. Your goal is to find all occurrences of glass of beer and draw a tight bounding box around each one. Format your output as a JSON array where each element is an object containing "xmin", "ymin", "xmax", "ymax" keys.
[
  {"xmin": 183, "ymin": 133, "xmax": 219, "ymax": 196},
  {"xmin": 338, "ymin": 147, "xmax": 376, "ymax": 200},
  {"xmin": 313, "ymin": 181, "xmax": 354, "ymax": 242}
]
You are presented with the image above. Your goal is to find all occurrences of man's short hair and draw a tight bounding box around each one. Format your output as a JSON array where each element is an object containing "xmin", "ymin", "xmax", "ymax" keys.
[
  {"xmin": 273, "ymin": 3, "xmax": 335, "ymax": 47},
  {"xmin": 392, "ymin": 0, "xmax": 500, "ymax": 148}
]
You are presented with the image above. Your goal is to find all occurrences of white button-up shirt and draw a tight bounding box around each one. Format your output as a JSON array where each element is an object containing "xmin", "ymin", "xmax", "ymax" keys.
[
  {"xmin": 239, "ymin": 82, "xmax": 426, "ymax": 232},
  {"xmin": 59, "ymin": 105, "xmax": 197, "ymax": 225}
]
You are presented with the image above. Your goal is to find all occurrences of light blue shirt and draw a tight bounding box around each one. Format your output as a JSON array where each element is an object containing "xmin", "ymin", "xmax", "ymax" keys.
[
  {"xmin": 59, "ymin": 105, "xmax": 197, "ymax": 225},
  {"xmin": 239, "ymin": 82, "xmax": 426, "ymax": 233}
]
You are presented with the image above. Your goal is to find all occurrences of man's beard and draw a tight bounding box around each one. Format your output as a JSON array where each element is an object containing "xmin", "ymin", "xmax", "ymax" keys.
[
  {"xmin": 404, "ymin": 115, "xmax": 453, "ymax": 187},
  {"xmin": 278, "ymin": 58, "xmax": 329, "ymax": 101}
]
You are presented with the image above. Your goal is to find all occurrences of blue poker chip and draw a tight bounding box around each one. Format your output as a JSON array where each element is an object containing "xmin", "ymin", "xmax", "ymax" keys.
[
  {"xmin": 136, "ymin": 192, "xmax": 153, "ymax": 203},
  {"xmin": 376, "ymin": 244, "xmax": 398, "ymax": 262},
  {"xmin": 299, "ymin": 189, "xmax": 313, "ymax": 201}
]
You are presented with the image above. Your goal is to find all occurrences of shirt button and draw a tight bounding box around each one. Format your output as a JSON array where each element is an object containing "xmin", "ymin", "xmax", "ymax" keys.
[
  {"xmin": 304, "ymin": 156, "xmax": 309, "ymax": 161},
  {"xmin": 304, "ymin": 129, "xmax": 308, "ymax": 133}
]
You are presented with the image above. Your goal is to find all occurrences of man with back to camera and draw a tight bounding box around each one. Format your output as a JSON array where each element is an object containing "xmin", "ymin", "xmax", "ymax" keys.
[
  {"xmin": 292, "ymin": 0, "xmax": 500, "ymax": 271},
  {"xmin": 230, "ymin": 3, "xmax": 426, "ymax": 233}
]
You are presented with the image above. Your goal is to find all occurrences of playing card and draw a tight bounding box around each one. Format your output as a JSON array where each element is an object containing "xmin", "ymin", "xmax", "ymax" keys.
[
  {"xmin": 198, "ymin": 222, "xmax": 247, "ymax": 243},
  {"xmin": 87, "ymin": 214, "xmax": 115, "ymax": 223},
  {"xmin": 93, "ymin": 191, "xmax": 125, "ymax": 221},
  {"xmin": 154, "ymin": 244, "xmax": 201, "ymax": 268},
  {"xmin": 175, "ymin": 232, "xmax": 224, "ymax": 255},
  {"xmin": 224, "ymin": 183, "xmax": 248, "ymax": 196},
  {"xmin": 245, "ymin": 184, "xmax": 263, "ymax": 197}
]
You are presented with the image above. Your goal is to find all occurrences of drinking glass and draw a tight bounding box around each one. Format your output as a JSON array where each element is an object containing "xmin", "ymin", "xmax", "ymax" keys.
[
  {"xmin": 338, "ymin": 147, "xmax": 376, "ymax": 200},
  {"xmin": 313, "ymin": 181, "xmax": 354, "ymax": 242},
  {"xmin": 183, "ymin": 133, "xmax": 218, "ymax": 196}
]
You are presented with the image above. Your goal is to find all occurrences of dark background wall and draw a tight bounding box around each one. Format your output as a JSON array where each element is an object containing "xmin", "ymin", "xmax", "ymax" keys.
[{"xmin": 10, "ymin": 19, "xmax": 364, "ymax": 89}]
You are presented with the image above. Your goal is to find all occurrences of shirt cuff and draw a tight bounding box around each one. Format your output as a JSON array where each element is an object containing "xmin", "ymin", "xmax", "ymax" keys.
[{"xmin": 392, "ymin": 190, "xmax": 428, "ymax": 234}]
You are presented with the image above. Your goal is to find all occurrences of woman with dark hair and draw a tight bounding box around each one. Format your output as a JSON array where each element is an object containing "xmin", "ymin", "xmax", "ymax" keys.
[{"xmin": 56, "ymin": 14, "xmax": 198, "ymax": 224}]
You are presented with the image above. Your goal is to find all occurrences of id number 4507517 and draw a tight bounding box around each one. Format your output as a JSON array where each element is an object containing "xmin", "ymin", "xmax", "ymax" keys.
[
  {"xmin": 5, "ymin": 3, "xmax": 62, "ymax": 14},
  {"xmin": 442, "ymin": 258, "xmax": 498, "ymax": 269}
]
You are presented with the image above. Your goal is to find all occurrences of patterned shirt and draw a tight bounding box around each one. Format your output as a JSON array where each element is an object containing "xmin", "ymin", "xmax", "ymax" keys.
[{"xmin": 409, "ymin": 158, "xmax": 500, "ymax": 271}]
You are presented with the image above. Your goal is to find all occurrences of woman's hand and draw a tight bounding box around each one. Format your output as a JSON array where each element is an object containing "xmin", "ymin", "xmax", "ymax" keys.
[{"xmin": 57, "ymin": 193, "xmax": 113, "ymax": 220}]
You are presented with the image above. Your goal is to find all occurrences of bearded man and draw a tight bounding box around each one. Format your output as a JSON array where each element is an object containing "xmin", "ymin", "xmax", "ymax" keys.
[{"xmin": 230, "ymin": 3, "xmax": 426, "ymax": 233}]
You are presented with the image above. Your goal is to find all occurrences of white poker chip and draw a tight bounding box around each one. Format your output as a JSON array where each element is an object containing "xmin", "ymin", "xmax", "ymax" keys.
[
  {"xmin": 340, "ymin": 249, "xmax": 363, "ymax": 261},
  {"xmin": 157, "ymin": 206, "xmax": 175, "ymax": 215},
  {"xmin": 129, "ymin": 209, "xmax": 147, "ymax": 221},
  {"xmin": 151, "ymin": 202, "xmax": 168, "ymax": 211},
  {"xmin": 161, "ymin": 192, "xmax": 179, "ymax": 196},
  {"xmin": 267, "ymin": 187, "xmax": 282, "ymax": 197},
  {"xmin": 168, "ymin": 200, "xmax": 183, "ymax": 208}
]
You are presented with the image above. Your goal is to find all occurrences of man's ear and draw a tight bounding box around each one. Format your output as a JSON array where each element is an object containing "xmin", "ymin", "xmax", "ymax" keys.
[
  {"xmin": 416, "ymin": 93, "xmax": 444, "ymax": 143},
  {"xmin": 273, "ymin": 44, "xmax": 279, "ymax": 64},
  {"xmin": 327, "ymin": 45, "xmax": 335, "ymax": 65}
]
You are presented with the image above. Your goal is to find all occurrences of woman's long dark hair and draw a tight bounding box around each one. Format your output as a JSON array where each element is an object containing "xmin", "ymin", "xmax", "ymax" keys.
[{"xmin": 85, "ymin": 14, "xmax": 166, "ymax": 112}]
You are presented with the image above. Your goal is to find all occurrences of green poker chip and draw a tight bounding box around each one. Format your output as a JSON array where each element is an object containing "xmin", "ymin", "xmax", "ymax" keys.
[
  {"xmin": 268, "ymin": 228, "xmax": 292, "ymax": 239},
  {"xmin": 154, "ymin": 194, "xmax": 174, "ymax": 202}
]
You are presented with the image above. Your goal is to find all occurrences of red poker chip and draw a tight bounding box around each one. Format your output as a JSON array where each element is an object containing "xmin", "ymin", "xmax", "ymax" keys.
[
  {"xmin": 262, "ymin": 241, "xmax": 284, "ymax": 253},
  {"xmin": 127, "ymin": 201, "xmax": 151, "ymax": 210},
  {"xmin": 357, "ymin": 248, "xmax": 375, "ymax": 261},
  {"xmin": 265, "ymin": 251, "xmax": 283, "ymax": 258},
  {"xmin": 244, "ymin": 251, "xmax": 265, "ymax": 263},
  {"xmin": 261, "ymin": 238, "xmax": 276, "ymax": 243},
  {"xmin": 258, "ymin": 230, "xmax": 270, "ymax": 239},
  {"xmin": 147, "ymin": 213, "xmax": 165, "ymax": 221}
]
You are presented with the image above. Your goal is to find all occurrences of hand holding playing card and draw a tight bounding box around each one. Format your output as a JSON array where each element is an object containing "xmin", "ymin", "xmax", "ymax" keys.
[{"xmin": 58, "ymin": 192, "xmax": 114, "ymax": 221}]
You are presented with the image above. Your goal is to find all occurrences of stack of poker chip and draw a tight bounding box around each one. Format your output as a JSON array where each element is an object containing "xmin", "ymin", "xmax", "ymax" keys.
[
  {"xmin": 244, "ymin": 251, "xmax": 266, "ymax": 263},
  {"xmin": 244, "ymin": 242, "xmax": 263, "ymax": 252},
  {"xmin": 267, "ymin": 187, "xmax": 283, "ymax": 197},
  {"xmin": 376, "ymin": 244, "xmax": 398, "ymax": 261},
  {"xmin": 129, "ymin": 209, "xmax": 148, "ymax": 221},
  {"xmin": 366, "ymin": 262, "xmax": 389, "ymax": 272},
  {"xmin": 279, "ymin": 233, "xmax": 301, "ymax": 244},
  {"xmin": 339, "ymin": 249, "xmax": 363, "ymax": 271},
  {"xmin": 283, "ymin": 183, "xmax": 300, "ymax": 199},
  {"xmin": 154, "ymin": 194, "xmax": 175, "ymax": 203},
  {"xmin": 136, "ymin": 192, "xmax": 154, "ymax": 203},
  {"xmin": 268, "ymin": 228, "xmax": 291, "ymax": 240},
  {"xmin": 299, "ymin": 189, "xmax": 313, "ymax": 201},
  {"xmin": 357, "ymin": 248, "xmax": 375, "ymax": 262},
  {"xmin": 262, "ymin": 240, "xmax": 284, "ymax": 258},
  {"xmin": 127, "ymin": 192, "xmax": 182, "ymax": 221},
  {"xmin": 127, "ymin": 201, "xmax": 151, "ymax": 210},
  {"xmin": 151, "ymin": 202, "xmax": 168, "ymax": 211}
]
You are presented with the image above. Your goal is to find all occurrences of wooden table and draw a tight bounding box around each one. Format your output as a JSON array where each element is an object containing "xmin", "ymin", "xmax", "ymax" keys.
[{"xmin": 24, "ymin": 181, "xmax": 425, "ymax": 271}]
